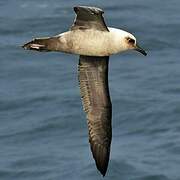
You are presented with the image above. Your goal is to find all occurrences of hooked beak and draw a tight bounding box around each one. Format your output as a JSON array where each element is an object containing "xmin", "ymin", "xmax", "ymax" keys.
[{"xmin": 135, "ymin": 44, "xmax": 147, "ymax": 56}]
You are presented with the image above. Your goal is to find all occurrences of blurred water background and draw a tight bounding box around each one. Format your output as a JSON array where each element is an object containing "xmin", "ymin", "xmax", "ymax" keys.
[{"xmin": 0, "ymin": 0, "xmax": 180, "ymax": 179}]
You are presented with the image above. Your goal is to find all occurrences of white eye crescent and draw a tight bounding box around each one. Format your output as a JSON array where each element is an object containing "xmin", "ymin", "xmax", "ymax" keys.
[{"xmin": 128, "ymin": 38, "xmax": 135, "ymax": 44}]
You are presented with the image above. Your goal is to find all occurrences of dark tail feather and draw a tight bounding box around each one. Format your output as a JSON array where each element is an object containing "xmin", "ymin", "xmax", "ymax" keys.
[{"xmin": 22, "ymin": 37, "xmax": 58, "ymax": 52}]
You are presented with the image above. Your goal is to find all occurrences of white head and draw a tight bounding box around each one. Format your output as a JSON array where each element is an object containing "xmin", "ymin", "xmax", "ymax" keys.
[{"xmin": 110, "ymin": 28, "xmax": 147, "ymax": 56}]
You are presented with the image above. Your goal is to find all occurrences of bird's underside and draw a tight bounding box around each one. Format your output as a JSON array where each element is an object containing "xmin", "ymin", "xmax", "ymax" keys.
[{"xmin": 23, "ymin": 6, "xmax": 113, "ymax": 176}]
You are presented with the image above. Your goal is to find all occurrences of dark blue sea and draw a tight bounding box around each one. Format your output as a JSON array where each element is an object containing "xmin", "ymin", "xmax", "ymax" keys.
[{"xmin": 0, "ymin": 0, "xmax": 180, "ymax": 179}]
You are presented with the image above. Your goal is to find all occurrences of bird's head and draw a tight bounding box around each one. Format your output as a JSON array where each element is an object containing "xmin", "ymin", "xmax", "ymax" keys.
[
  {"xmin": 124, "ymin": 34, "xmax": 147, "ymax": 56},
  {"xmin": 110, "ymin": 28, "xmax": 147, "ymax": 56}
]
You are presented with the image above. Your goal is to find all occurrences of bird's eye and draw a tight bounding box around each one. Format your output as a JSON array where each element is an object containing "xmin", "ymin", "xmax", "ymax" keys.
[{"xmin": 128, "ymin": 38, "xmax": 135, "ymax": 44}]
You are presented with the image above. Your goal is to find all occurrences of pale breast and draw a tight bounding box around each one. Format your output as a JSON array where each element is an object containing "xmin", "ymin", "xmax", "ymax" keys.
[
  {"xmin": 61, "ymin": 30, "xmax": 112, "ymax": 56},
  {"xmin": 57, "ymin": 28, "xmax": 124, "ymax": 56}
]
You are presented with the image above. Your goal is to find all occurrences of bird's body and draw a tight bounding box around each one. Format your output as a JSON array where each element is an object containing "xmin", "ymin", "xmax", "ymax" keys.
[
  {"xmin": 57, "ymin": 27, "xmax": 136, "ymax": 56},
  {"xmin": 22, "ymin": 6, "xmax": 147, "ymax": 176},
  {"xmin": 24, "ymin": 28, "xmax": 136, "ymax": 56}
]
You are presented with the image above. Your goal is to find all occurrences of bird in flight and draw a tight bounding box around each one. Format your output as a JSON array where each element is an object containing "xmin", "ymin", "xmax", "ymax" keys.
[{"xmin": 23, "ymin": 6, "xmax": 147, "ymax": 176}]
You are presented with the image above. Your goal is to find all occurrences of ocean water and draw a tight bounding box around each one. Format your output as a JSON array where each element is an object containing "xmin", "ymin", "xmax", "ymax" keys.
[{"xmin": 0, "ymin": 0, "xmax": 180, "ymax": 179}]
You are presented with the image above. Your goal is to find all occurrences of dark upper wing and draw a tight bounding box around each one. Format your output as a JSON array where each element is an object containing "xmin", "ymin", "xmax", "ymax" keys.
[
  {"xmin": 78, "ymin": 55, "xmax": 112, "ymax": 176},
  {"xmin": 71, "ymin": 6, "xmax": 109, "ymax": 31}
]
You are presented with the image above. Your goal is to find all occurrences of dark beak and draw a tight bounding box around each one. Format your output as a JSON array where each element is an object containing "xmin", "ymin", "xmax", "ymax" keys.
[{"xmin": 135, "ymin": 44, "xmax": 147, "ymax": 56}]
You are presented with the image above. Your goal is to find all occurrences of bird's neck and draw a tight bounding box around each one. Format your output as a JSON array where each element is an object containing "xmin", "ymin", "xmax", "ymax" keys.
[{"xmin": 108, "ymin": 27, "xmax": 130, "ymax": 54}]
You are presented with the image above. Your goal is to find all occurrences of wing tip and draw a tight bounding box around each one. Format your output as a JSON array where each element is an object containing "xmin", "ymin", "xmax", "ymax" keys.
[
  {"xmin": 73, "ymin": 6, "xmax": 104, "ymax": 14},
  {"xmin": 98, "ymin": 165, "xmax": 108, "ymax": 177},
  {"xmin": 96, "ymin": 157, "xmax": 109, "ymax": 177},
  {"xmin": 90, "ymin": 143, "xmax": 110, "ymax": 177}
]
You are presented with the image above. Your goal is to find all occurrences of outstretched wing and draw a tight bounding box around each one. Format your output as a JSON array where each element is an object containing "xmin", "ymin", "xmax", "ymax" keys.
[
  {"xmin": 78, "ymin": 55, "xmax": 112, "ymax": 176},
  {"xmin": 71, "ymin": 6, "xmax": 109, "ymax": 31}
]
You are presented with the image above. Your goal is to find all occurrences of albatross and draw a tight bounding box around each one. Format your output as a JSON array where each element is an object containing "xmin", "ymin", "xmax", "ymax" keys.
[{"xmin": 22, "ymin": 6, "xmax": 147, "ymax": 176}]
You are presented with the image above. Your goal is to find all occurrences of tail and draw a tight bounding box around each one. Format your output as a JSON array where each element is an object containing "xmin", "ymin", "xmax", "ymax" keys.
[{"xmin": 22, "ymin": 37, "xmax": 59, "ymax": 52}]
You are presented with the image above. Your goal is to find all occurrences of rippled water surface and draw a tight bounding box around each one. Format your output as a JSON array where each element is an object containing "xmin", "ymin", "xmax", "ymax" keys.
[{"xmin": 0, "ymin": 0, "xmax": 180, "ymax": 180}]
